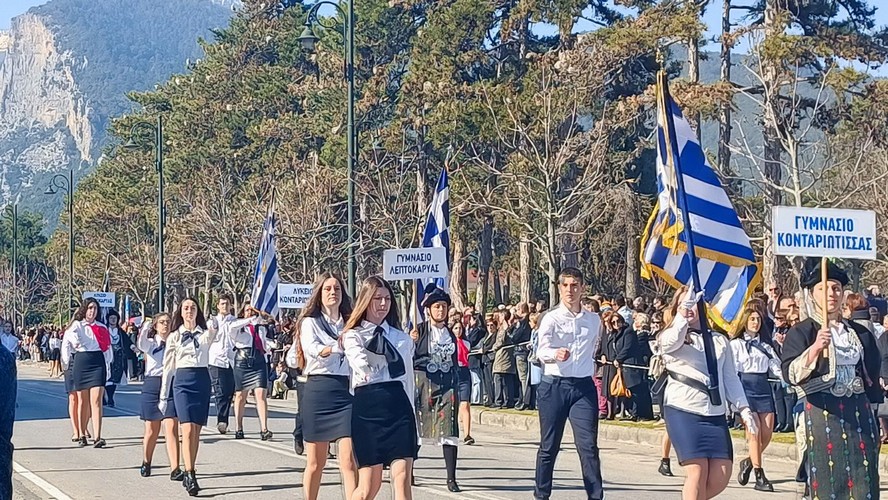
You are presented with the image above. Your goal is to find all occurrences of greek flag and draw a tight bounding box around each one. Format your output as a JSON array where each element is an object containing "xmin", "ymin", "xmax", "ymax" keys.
[
  {"xmin": 413, "ymin": 169, "xmax": 450, "ymax": 322},
  {"xmin": 640, "ymin": 72, "xmax": 760, "ymax": 332},
  {"xmin": 250, "ymin": 198, "xmax": 281, "ymax": 317}
]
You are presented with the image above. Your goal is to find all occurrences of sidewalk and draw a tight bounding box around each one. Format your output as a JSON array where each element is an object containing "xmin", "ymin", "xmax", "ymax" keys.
[{"xmin": 469, "ymin": 407, "xmax": 888, "ymax": 472}]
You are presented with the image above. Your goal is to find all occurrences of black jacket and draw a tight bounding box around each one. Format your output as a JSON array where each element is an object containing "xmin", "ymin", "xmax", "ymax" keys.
[
  {"xmin": 413, "ymin": 321, "xmax": 459, "ymax": 374},
  {"xmin": 465, "ymin": 323, "xmax": 486, "ymax": 370},
  {"xmin": 509, "ymin": 318, "xmax": 532, "ymax": 353}
]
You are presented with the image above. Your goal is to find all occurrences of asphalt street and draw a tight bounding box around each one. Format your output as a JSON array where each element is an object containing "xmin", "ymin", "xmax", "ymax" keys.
[{"xmin": 10, "ymin": 361, "xmax": 808, "ymax": 499}]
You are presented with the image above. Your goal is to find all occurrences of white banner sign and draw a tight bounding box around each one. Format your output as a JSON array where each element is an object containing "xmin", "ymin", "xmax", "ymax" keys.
[
  {"xmin": 772, "ymin": 206, "xmax": 877, "ymax": 260},
  {"xmin": 277, "ymin": 283, "xmax": 313, "ymax": 309},
  {"xmin": 82, "ymin": 291, "xmax": 116, "ymax": 308},
  {"xmin": 383, "ymin": 247, "xmax": 448, "ymax": 281}
]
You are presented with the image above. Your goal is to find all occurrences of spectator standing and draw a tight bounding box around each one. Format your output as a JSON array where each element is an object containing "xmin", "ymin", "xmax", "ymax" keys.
[
  {"xmin": 866, "ymin": 285, "xmax": 888, "ymax": 320},
  {"xmin": 465, "ymin": 314, "xmax": 486, "ymax": 405},
  {"xmin": 480, "ymin": 314, "xmax": 497, "ymax": 406},
  {"xmin": 511, "ymin": 303, "xmax": 533, "ymax": 410},
  {"xmin": 451, "ymin": 321, "xmax": 475, "ymax": 444},
  {"xmin": 492, "ymin": 310, "xmax": 517, "ymax": 408}
]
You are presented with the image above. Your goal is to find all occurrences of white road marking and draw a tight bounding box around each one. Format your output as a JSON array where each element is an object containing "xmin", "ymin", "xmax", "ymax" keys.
[{"xmin": 13, "ymin": 462, "xmax": 74, "ymax": 500}]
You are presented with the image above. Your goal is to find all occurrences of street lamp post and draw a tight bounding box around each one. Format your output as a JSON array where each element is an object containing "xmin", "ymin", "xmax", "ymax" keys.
[
  {"xmin": 4, "ymin": 204, "xmax": 17, "ymax": 332},
  {"xmin": 45, "ymin": 169, "xmax": 75, "ymax": 314},
  {"xmin": 295, "ymin": 0, "xmax": 356, "ymax": 297},
  {"xmin": 124, "ymin": 116, "xmax": 165, "ymax": 312}
]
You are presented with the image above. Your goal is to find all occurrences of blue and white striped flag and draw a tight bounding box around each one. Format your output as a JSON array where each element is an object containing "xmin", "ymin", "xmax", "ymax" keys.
[
  {"xmin": 413, "ymin": 169, "xmax": 450, "ymax": 323},
  {"xmin": 250, "ymin": 197, "xmax": 281, "ymax": 317},
  {"xmin": 640, "ymin": 72, "xmax": 760, "ymax": 332}
]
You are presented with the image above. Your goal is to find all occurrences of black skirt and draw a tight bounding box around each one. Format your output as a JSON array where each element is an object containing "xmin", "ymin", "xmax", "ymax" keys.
[
  {"xmin": 234, "ymin": 349, "xmax": 268, "ymax": 392},
  {"xmin": 140, "ymin": 376, "xmax": 177, "ymax": 421},
  {"xmin": 49, "ymin": 348, "xmax": 61, "ymax": 361},
  {"xmin": 352, "ymin": 381, "xmax": 417, "ymax": 468},
  {"xmin": 173, "ymin": 367, "xmax": 211, "ymax": 426},
  {"xmin": 739, "ymin": 372, "xmax": 775, "ymax": 414},
  {"xmin": 457, "ymin": 366, "xmax": 472, "ymax": 403},
  {"xmin": 72, "ymin": 351, "xmax": 107, "ymax": 391},
  {"xmin": 663, "ymin": 405, "xmax": 733, "ymax": 465},
  {"xmin": 64, "ymin": 365, "xmax": 75, "ymax": 394},
  {"xmin": 302, "ymin": 375, "xmax": 352, "ymax": 442}
]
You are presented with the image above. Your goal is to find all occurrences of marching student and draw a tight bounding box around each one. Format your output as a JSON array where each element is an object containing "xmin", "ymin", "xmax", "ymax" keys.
[
  {"xmin": 411, "ymin": 284, "xmax": 462, "ymax": 492},
  {"xmin": 730, "ymin": 304, "xmax": 782, "ymax": 492},
  {"xmin": 61, "ymin": 298, "xmax": 112, "ymax": 448},
  {"xmin": 342, "ymin": 276, "xmax": 416, "ymax": 500},
  {"xmin": 533, "ymin": 268, "xmax": 604, "ymax": 500},
  {"xmin": 137, "ymin": 314, "xmax": 182, "ymax": 481},
  {"xmin": 159, "ymin": 298, "xmax": 212, "ymax": 496},
  {"xmin": 230, "ymin": 305, "xmax": 272, "ymax": 440},
  {"xmin": 292, "ymin": 273, "xmax": 358, "ymax": 500},
  {"xmin": 207, "ymin": 294, "xmax": 238, "ymax": 435},
  {"xmin": 451, "ymin": 320, "xmax": 474, "ymax": 445},
  {"xmin": 104, "ymin": 311, "xmax": 133, "ymax": 408}
]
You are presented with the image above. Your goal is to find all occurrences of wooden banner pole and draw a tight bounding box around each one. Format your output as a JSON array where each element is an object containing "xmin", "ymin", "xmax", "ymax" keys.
[{"xmin": 821, "ymin": 256, "xmax": 830, "ymax": 359}]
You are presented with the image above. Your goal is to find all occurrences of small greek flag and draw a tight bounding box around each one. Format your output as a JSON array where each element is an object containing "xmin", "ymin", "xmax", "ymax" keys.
[
  {"xmin": 640, "ymin": 72, "xmax": 760, "ymax": 332},
  {"xmin": 250, "ymin": 194, "xmax": 281, "ymax": 317},
  {"xmin": 413, "ymin": 169, "xmax": 450, "ymax": 322}
]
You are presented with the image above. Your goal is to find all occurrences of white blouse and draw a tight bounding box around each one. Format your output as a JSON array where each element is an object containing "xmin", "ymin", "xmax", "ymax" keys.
[
  {"xmin": 342, "ymin": 320, "xmax": 414, "ymax": 398},
  {"xmin": 228, "ymin": 317, "xmax": 274, "ymax": 351},
  {"xmin": 159, "ymin": 324, "xmax": 216, "ymax": 408},
  {"xmin": 729, "ymin": 334, "xmax": 782, "ymax": 379},
  {"xmin": 61, "ymin": 320, "xmax": 113, "ymax": 371},
  {"xmin": 137, "ymin": 330, "xmax": 168, "ymax": 378},
  {"xmin": 299, "ymin": 315, "xmax": 348, "ymax": 376}
]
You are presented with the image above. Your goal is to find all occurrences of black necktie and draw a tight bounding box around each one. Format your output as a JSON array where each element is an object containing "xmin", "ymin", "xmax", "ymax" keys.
[
  {"xmin": 366, "ymin": 326, "xmax": 405, "ymax": 379},
  {"xmin": 152, "ymin": 341, "xmax": 165, "ymax": 355},
  {"xmin": 181, "ymin": 331, "xmax": 199, "ymax": 349}
]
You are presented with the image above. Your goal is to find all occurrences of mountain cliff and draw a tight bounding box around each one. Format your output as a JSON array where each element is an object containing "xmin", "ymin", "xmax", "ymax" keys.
[{"xmin": 0, "ymin": 0, "xmax": 232, "ymax": 220}]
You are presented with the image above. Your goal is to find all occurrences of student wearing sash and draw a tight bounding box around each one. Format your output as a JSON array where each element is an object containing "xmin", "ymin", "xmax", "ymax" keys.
[{"xmin": 230, "ymin": 305, "xmax": 272, "ymax": 440}]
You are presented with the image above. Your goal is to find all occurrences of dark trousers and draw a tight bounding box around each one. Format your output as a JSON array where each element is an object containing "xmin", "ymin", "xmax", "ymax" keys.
[
  {"xmin": 494, "ymin": 373, "xmax": 517, "ymax": 407},
  {"xmin": 515, "ymin": 351, "xmax": 529, "ymax": 403},
  {"xmin": 481, "ymin": 358, "xmax": 495, "ymax": 405},
  {"xmin": 209, "ymin": 365, "xmax": 235, "ymax": 425},
  {"xmin": 772, "ymin": 382, "xmax": 797, "ymax": 431},
  {"xmin": 535, "ymin": 376, "xmax": 603, "ymax": 500},
  {"xmin": 524, "ymin": 384, "xmax": 537, "ymax": 410},
  {"xmin": 628, "ymin": 381, "xmax": 654, "ymax": 420},
  {"xmin": 292, "ymin": 378, "xmax": 304, "ymax": 444}
]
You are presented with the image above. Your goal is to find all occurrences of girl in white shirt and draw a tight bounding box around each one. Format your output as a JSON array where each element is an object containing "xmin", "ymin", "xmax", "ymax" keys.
[
  {"xmin": 342, "ymin": 276, "xmax": 416, "ymax": 500},
  {"xmin": 136, "ymin": 313, "xmax": 182, "ymax": 481},
  {"xmin": 229, "ymin": 305, "xmax": 271, "ymax": 440},
  {"xmin": 290, "ymin": 273, "xmax": 358, "ymax": 500}
]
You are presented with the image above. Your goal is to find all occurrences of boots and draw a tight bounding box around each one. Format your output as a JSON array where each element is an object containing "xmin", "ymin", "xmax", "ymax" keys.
[
  {"xmin": 753, "ymin": 468, "xmax": 774, "ymax": 492},
  {"xmin": 183, "ymin": 470, "xmax": 200, "ymax": 496},
  {"xmin": 657, "ymin": 458, "xmax": 673, "ymax": 477},
  {"xmin": 737, "ymin": 457, "xmax": 753, "ymax": 485}
]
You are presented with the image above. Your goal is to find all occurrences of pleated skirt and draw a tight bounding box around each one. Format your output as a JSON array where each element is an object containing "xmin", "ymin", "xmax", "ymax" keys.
[
  {"xmin": 302, "ymin": 375, "xmax": 352, "ymax": 442},
  {"xmin": 352, "ymin": 381, "xmax": 417, "ymax": 468},
  {"xmin": 71, "ymin": 351, "xmax": 106, "ymax": 391},
  {"xmin": 140, "ymin": 376, "xmax": 177, "ymax": 422},
  {"xmin": 173, "ymin": 367, "xmax": 211, "ymax": 426}
]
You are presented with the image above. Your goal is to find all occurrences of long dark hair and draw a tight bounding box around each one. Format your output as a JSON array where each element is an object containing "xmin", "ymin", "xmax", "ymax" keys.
[
  {"xmin": 170, "ymin": 298, "xmax": 208, "ymax": 332},
  {"xmin": 343, "ymin": 276, "xmax": 400, "ymax": 332},
  {"xmin": 299, "ymin": 273, "xmax": 353, "ymax": 322},
  {"xmin": 73, "ymin": 298, "xmax": 101, "ymax": 322}
]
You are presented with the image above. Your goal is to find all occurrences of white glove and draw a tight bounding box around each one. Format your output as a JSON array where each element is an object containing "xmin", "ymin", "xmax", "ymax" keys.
[
  {"xmin": 681, "ymin": 289, "xmax": 705, "ymax": 311},
  {"xmin": 158, "ymin": 400, "xmax": 168, "ymax": 414},
  {"xmin": 740, "ymin": 407, "xmax": 758, "ymax": 435}
]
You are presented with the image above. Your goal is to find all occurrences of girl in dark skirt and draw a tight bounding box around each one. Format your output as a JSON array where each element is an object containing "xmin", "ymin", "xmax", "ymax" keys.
[
  {"xmin": 48, "ymin": 332, "xmax": 62, "ymax": 378},
  {"xmin": 295, "ymin": 273, "xmax": 358, "ymax": 500},
  {"xmin": 729, "ymin": 305, "xmax": 782, "ymax": 491},
  {"xmin": 137, "ymin": 313, "xmax": 182, "ymax": 481},
  {"xmin": 229, "ymin": 305, "xmax": 274, "ymax": 440},
  {"xmin": 159, "ymin": 298, "xmax": 212, "ymax": 496},
  {"xmin": 781, "ymin": 258, "xmax": 881, "ymax": 500},
  {"xmin": 61, "ymin": 298, "xmax": 112, "ymax": 448},
  {"xmin": 451, "ymin": 321, "xmax": 474, "ymax": 446},
  {"xmin": 343, "ymin": 276, "xmax": 416, "ymax": 500}
]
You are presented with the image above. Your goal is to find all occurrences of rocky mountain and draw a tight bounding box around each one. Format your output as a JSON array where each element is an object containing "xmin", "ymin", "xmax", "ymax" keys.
[{"xmin": 0, "ymin": 0, "xmax": 232, "ymax": 222}]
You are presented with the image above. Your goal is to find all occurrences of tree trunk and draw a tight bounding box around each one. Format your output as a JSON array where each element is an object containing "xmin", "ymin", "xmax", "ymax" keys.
[
  {"xmin": 493, "ymin": 269, "xmax": 503, "ymax": 305},
  {"xmin": 474, "ymin": 216, "xmax": 493, "ymax": 313},
  {"xmin": 546, "ymin": 214, "xmax": 559, "ymax": 305},
  {"xmin": 761, "ymin": 0, "xmax": 783, "ymax": 285},
  {"xmin": 687, "ymin": 34, "xmax": 702, "ymax": 143},
  {"xmin": 449, "ymin": 233, "xmax": 467, "ymax": 311},
  {"xmin": 624, "ymin": 193, "xmax": 640, "ymax": 299},
  {"xmin": 519, "ymin": 233, "xmax": 533, "ymax": 303}
]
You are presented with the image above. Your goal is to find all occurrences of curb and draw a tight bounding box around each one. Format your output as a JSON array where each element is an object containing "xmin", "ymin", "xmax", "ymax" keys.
[{"xmin": 470, "ymin": 408, "xmax": 888, "ymax": 473}]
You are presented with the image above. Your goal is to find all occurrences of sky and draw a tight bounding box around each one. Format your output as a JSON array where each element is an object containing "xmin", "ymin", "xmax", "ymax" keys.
[{"xmin": 1, "ymin": 0, "xmax": 45, "ymax": 29}]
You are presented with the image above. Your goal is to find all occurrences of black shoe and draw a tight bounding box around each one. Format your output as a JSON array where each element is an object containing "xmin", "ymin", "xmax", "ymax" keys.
[
  {"xmin": 260, "ymin": 429, "xmax": 273, "ymax": 441},
  {"xmin": 658, "ymin": 458, "xmax": 673, "ymax": 477},
  {"xmin": 183, "ymin": 471, "xmax": 200, "ymax": 496},
  {"xmin": 620, "ymin": 415, "xmax": 638, "ymax": 422},
  {"xmin": 78, "ymin": 437, "xmax": 88, "ymax": 447},
  {"xmin": 753, "ymin": 468, "xmax": 774, "ymax": 492},
  {"xmin": 514, "ymin": 404, "xmax": 526, "ymax": 411},
  {"xmin": 93, "ymin": 439, "xmax": 106, "ymax": 449},
  {"xmin": 107, "ymin": 401, "xmax": 115, "ymax": 408},
  {"xmin": 140, "ymin": 462, "xmax": 151, "ymax": 477},
  {"xmin": 447, "ymin": 480, "xmax": 461, "ymax": 492},
  {"xmin": 464, "ymin": 435, "xmax": 475, "ymax": 446},
  {"xmin": 170, "ymin": 468, "xmax": 185, "ymax": 481},
  {"xmin": 327, "ymin": 451, "xmax": 335, "ymax": 460},
  {"xmin": 737, "ymin": 457, "xmax": 753, "ymax": 486},
  {"xmin": 294, "ymin": 440, "xmax": 304, "ymax": 455},
  {"xmin": 803, "ymin": 483, "xmax": 810, "ymax": 499},
  {"xmin": 598, "ymin": 413, "xmax": 607, "ymax": 419},
  {"xmin": 235, "ymin": 430, "xmax": 244, "ymax": 440}
]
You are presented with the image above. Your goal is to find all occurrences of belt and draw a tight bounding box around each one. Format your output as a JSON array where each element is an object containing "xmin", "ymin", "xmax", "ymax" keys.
[{"xmin": 540, "ymin": 374, "xmax": 592, "ymax": 383}]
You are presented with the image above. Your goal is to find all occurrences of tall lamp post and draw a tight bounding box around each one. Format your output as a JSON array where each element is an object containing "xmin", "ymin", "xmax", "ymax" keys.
[
  {"xmin": 123, "ymin": 116, "xmax": 165, "ymax": 312},
  {"xmin": 4, "ymin": 204, "xmax": 17, "ymax": 332},
  {"xmin": 295, "ymin": 0, "xmax": 356, "ymax": 297},
  {"xmin": 45, "ymin": 169, "xmax": 75, "ymax": 314}
]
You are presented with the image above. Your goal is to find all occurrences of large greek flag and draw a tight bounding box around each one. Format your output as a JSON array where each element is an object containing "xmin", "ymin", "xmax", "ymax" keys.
[
  {"xmin": 250, "ymin": 198, "xmax": 280, "ymax": 317},
  {"xmin": 640, "ymin": 72, "xmax": 760, "ymax": 332},
  {"xmin": 413, "ymin": 169, "xmax": 450, "ymax": 322}
]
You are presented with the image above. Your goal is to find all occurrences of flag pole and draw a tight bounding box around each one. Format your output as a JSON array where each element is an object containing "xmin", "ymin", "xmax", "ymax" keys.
[
  {"xmin": 657, "ymin": 70, "xmax": 722, "ymax": 406},
  {"xmin": 820, "ymin": 256, "xmax": 830, "ymax": 359}
]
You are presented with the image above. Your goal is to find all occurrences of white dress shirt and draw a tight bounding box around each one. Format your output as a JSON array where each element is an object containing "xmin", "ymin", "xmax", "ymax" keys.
[
  {"xmin": 137, "ymin": 331, "xmax": 168, "ymax": 378},
  {"xmin": 228, "ymin": 316, "xmax": 274, "ymax": 351},
  {"xmin": 61, "ymin": 320, "xmax": 113, "ymax": 371},
  {"xmin": 660, "ymin": 315, "xmax": 748, "ymax": 417},
  {"xmin": 159, "ymin": 324, "xmax": 214, "ymax": 407},
  {"xmin": 207, "ymin": 313, "xmax": 239, "ymax": 368},
  {"xmin": 49, "ymin": 337, "xmax": 62, "ymax": 350},
  {"xmin": 536, "ymin": 303, "xmax": 602, "ymax": 378},
  {"xmin": 730, "ymin": 334, "xmax": 782, "ymax": 379},
  {"xmin": 1, "ymin": 333, "xmax": 18, "ymax": 354},
  {"xmin": 300, "ymin": 314, "xmax": 348, "ymax": 376},
  {"xmin": 343, "ymin": 320, "xmax": 415, "ymax": 399}
]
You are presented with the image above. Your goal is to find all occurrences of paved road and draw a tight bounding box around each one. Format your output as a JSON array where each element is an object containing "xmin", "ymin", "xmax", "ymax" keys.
[{"xmin": 10, "ymin": 362, "xmax": 806, "ymax": 499}]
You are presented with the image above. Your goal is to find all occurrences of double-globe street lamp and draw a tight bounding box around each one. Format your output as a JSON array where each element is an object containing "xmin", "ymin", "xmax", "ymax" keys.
[
  {"xmin": 293, "ymin": 0, "xmax": 357, "ymax": 297},
  {"xmin": 123, "ymin": 116, "xmax": 166, "ymax": 312},
  {"xmin": 44, "ymin": 169, "xmax": 75, "ymax": 314}
]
